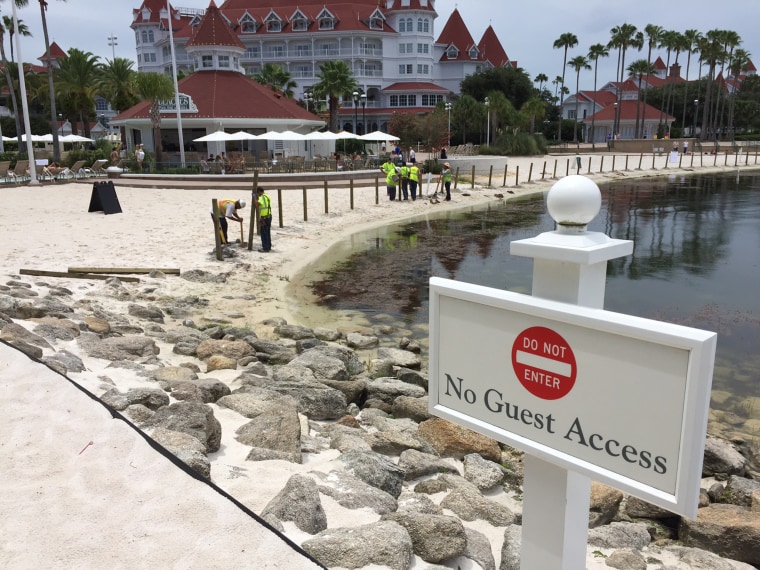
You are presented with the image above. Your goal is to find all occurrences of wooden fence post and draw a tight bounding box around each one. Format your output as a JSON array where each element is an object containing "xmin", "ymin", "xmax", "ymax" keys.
[
  {"xmin": 542, "ymin": 161, "xmax": 547, "ymax": 180},
  {"xmin": 565, "ymin": 159, "xmax": 570, "ymax": 177},
  {"xmin": 303, "ymin": 187, "xmax": 308, "ymax": 221},
  {"xmin": 600, "ymin": 156, "xmax": 604, "ymax": 173},
  {"xmin": 553, "ymin": 159, "xmax": 558, "ymax": 179},
  {"xmin": 471, "ymin": 165, "xmax": 476, "ymax": 190},
  {"xmin": 587, "ymin": 157, "xmax": 591, "ymax": 174},
  {"xmin": 638, "ymin": 153, "xmax": 643, "ymax": 170},
  {"xmin": 515, "ymin": 165, "xmax": 520, "ymax": 187},
  {"xmin": 324, "ymin": 180, "xmax": 329, "ymax": 214},
  {"xmin": 528, "ymin": 162, "xmax": 533, "ymax": 182},
  {"xmin": 488, "ymin": 165, "xmax": 493, "ymax": 188},
  {"xmin": 454, "ymin": 167, "xmax": 460, "ymax": 190},
  {"xmin": 277, "ymin": 188, "xmax": 283, "ymax": 228},
  {"xmin": 503, "ymin": 163, "xmax": 508, "ymax": 187},
  {"xmin": 211, "ymin": 199, "xmax": 223, "ymax": 260},
  {"xmin": 350, "ymin": 178, "xmax": 355, "ymax": 210},
  {"xmin": 625, "ymin": 155, "xmax": 629, "ymax": 171}
]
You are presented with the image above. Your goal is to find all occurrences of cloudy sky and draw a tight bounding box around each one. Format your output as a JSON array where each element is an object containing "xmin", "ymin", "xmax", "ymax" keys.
[{"xmin": 9, "ymin": 0, "xmax": 759, "ymax": 93}]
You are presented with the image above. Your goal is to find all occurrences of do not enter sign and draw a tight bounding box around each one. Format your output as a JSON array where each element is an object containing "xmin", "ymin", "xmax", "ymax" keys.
[{"xmin": 512, "ymin": 326, "xmax": 577, "ymax": 400}]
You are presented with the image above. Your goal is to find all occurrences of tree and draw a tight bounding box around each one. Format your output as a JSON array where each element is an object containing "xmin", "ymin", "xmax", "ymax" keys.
[
  {"xmin": 533, "ymin": 73, "xmax": 548, "ymax": 94},
  {"xmin": 567, "ymin": 55, "xmax": 590, "ymax": 143},
  {"xmin": 715, "ymin": 31, "xmax": 741, "ymax": 138},
  {"xmin": 608, "ymin": 24, "xmax": 643, "ymax": 136},
  {"xmin": 0, "ymin": 7, "xmax": 24, "ymax": 149},
  {"xmin": 521, "ymin": 98, "xmax": 546, "ymax": 135},
  {"xmin": 34, "ymin": 0, "xmax": 67, "ymax": 161},
  {"xmin": 312, "ymin": 61, "xmax": 357, "ymax": 132},
  {"xmin": 54, "ymin": 48, "xmax": 101, "ymax": 137},
  {"xmin": 1, "ymin": 14, "xmax": 30, "ymax": 63},
  {"xmin": 552, "ymin": 32, "xmax": 578, "ymax": 142},
  {"xmin": 452, "ymin": 94, "xmax": 480, "ymax": 144},
  {"xmin": 727, "ymin": 48, "xmax": 751, "ymax": 140},
  {"xmin": 134, "ymin": 72, "xmax": 174, "ymax": 167},
  {"xmin": 99, "ymin": 57, "xmax": 139, "ymax": 114},
  {"xmin": 658, "ymin": 30, "xmax": 681, "ymax": 128},
  {"xmin": 587, "ymin": 43, "xmax": 609, "ymax": 146},
  {"xmin": 628, "ymin": 59, "xmax": 655, "ymax": 138},
  {"xmin": 642, "ymin": 24, "xmax": 664, "ymax": 138},
  {"xmin": 700, "ymin": 30, "xmax": 726, "ymax": 140},
  {"xmin": 460, "ymin": 66, "xmax": 534, "ymax": 110},
  {"xmin": 680, "ymin": 29, "xmax": 702, "ymax": 137},
  {"xmin": 253, "ymin": 63, "xmax": 297, "ymax": 98}
]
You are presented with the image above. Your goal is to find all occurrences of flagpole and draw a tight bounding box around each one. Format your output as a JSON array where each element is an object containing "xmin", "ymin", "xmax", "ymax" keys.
[{"xmin": 167, "ymin": 0, "xmax": 186, "ymax": 168}]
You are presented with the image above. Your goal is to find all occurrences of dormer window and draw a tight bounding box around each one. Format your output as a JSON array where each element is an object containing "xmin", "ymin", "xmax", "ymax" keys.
[
  {"xmin": 317, "ymin": 9, "xmax": 335, "ymax": 30},
  {"xmin": 240, "ymin": 14, "xmax": 258, "ymax": 33},
  {"xmin": 468, "ymin": 46, "xmax": 479, "ymax": 59},
  {"xmin": 290, "ymin": 9, "xmax": 308, "ymax": 31},
  {"xmin": 189, "ymin": 14, "xmax": 202, "ymax": 27},
  {"xmin": 369, "ymin": 17, "xmax": 383, "ymax": 30},
  {"xmin": 417, "ymin": 18, "xmax": 429, "ymax": 33},
  {"xmin": 265, "ymin": 12, "xmax": 283, "ymax": 32},
  {"xmin": 446, "ymin": 45, "xmax": 459, "ymax": 59}
]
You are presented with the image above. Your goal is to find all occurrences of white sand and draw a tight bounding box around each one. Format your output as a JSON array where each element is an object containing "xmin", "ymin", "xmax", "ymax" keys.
[{"xmin": 1, "ymin": 154, "xmax": 756, "ymax": 568}]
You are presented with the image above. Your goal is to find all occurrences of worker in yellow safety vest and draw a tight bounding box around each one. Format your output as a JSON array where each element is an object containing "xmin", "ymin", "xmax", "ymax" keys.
[
  {"xmin": 256, "ymin": 187, "xmax": 272, "ymax": 252},
  {"xmin": 210, "ymin": 198, "xmax": 245, "ymax": 244},
  {"xmin": 381, "ymin": 156, "xmax": 398, "ymax": 201},
  {"xmin": 408, "ymin": 163, "xmax": 420, "ymax": 201}
]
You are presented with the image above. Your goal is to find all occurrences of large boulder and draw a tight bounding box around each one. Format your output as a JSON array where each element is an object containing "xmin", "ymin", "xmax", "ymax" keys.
[
  {"xmin": 381, "ymin": 512, "xmax": 467, "ymax": 563},
  {"xmin": 143, "ymin": 402, "xmax": 222, "ymax": 453},
  {"xmin": 417, "ymin": 417, "xmax": 501, "ymax": 462},
  {"xmin": 261, "ymin": 474, "xmax": 327, "ymax": 535},
  {"xmin": 679, "ymin": 504, "xmax": 760, "ymax": 565}
]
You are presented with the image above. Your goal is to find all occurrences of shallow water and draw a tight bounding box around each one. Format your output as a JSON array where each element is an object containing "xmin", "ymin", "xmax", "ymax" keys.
[{"xmin": 301, "ymin": 172, "xmax": 760, "ymax": 438}]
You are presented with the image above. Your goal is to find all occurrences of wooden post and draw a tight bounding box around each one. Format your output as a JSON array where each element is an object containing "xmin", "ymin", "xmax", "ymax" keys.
[
  {"xmin": 652, "ymin": 153, "xmax": 656, "ymax": 170},
  {"xmin": 454, "ymin": 167, "xmax": 460, "ymax": 190},
  {"xmin": 488, "ymin": 164, "xmax": 493, "ymax": 188},
  {"xmin": 350, "ymin": 178, "xmax": 355, "ymax": 210},
  {"xmin": 625, "ymin": 155, "xmax": 629, "ymax": 171},
  {"xmin": 600, "ymin": 156, "xmax": 604, "ymax": 173},
  {"xmin": 503, "ymin": 163, "xmax": 509, "ymax": 186},
  {"xmin": 691, "ymin": 152, "xmax": 694, "ymax": 168},
  {"xmin": 471, "ymin": 165, "xmax": 476, "ymax": 190},
  {"xmin": 515, "ymin": 165, "xmax": 520, "ymax": 187},
  {"xmin": 679, "ymin": 153, "xmax": 683, "ymax": 168},
  {"xmin": 565, "ymin": 159, "xmax": 569, "ymax": 177},
  {"xmin": 638, "ymin": 153, "xmax": 643, "ymax": 170},
  {"xmin": 553, "ymin": 159, "xmax": 558, "ymax": 179},
  {"xmin": 528, "ymin": 162, "xmax": 533, "ymax": 182},
  {"xmin": 324, "ymin": 180, "xmax": 329, "ymax": 214},
  {"xmin": 587, "ymin": 157, "xmax": 591, "ymax": 174},
  {"xmin": 277, "ymin": 188, "xmax": 283, "ymax": 228},
  {"xmin": 611, "ymin": 155, "xmax": 615, "ymax": 172},
  {"xmin": 247, "ymin": 171, "xmax": 259, "ymax": 251},
  {"xmin": 714, "ymin": 152, "xmax": 718, "ymax": 167},
  {"xmin": 542, "ymin": 161, "xmax": 547, "ymax": 180},
  {"xmin": 375, "ymin": 176, "xmax": 379, "ymax": 204},
  {"xmin": 724, "ymin": 152, "xmax": 728, "ymax": 167},
  {"xmin": 211, "ymin": 198, "xmax": 223, "ymax": 261},
  {"xmin": 303, "ymin": 187, "xmax": 308, "ymax": 221}
]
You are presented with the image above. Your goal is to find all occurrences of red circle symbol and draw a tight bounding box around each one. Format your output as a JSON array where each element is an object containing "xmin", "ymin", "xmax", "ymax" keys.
[{"xmin": 511, "ymin": 326, "xmax": 577, "ymax": 400}]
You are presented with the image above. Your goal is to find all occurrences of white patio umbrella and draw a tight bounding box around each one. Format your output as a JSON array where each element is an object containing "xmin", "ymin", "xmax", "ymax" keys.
[
  {"xmin": 358, "ymin": 130, "xmax": 399, "ymax": 141},
  {"xmin": 193, "ymin": 130, "xmax": 236, "ymax": 142},
  {"xmin": 20, "ymin": 133, "xmax": 52, "ymax": 142},
  {"xmin": 228, "ymin": 130, "xmax": 259, "ymax": 141},
  {"xmin": 330, "ymin": 130, "xmax": 359, "ymax": 155},
  {"xmin": 256, "ymin": 130, "xmax": 306, "ymax": 140},
  {"xmin": 60, "ymin": 134, "xmax": 94, "ymax": 143}
]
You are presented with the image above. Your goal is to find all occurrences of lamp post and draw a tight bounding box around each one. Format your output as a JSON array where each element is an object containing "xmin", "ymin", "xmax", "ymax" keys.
[
  {"xmin": 693, "ymin": 99, "xmax": 699, "ymax": 139},
  {"xmin": 445, "ymin": 101, "xmax": 452, "ymax": 148},
  {"xmin": 304, "ymin": 90, "xmax": 314, "ymax": 113},
  {"xmin": 360, "ymin": 92, "xmax": 367, "ymax": 135},
  {"xmin": 612, "ymin": 102, "xmax": 618, "ymax": 146},
  {"xmin": 484, "ymin": 96, "xmax": 490, "ymax": 146},
  {"xmin": 352, "ymin": 91, "xmax": 359, "ymax": 135},
  {"xmin": 107, "ymin": 33, "xmax": 118, "ymax": 60}
]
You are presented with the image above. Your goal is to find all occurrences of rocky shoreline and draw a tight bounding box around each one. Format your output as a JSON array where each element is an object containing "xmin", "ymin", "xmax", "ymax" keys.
[{"xmin": 2, "ymin": 266, "xmax": 759, "ymax": 570}]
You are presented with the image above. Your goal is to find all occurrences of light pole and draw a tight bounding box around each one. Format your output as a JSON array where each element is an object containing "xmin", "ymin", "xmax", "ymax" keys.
[
  {"xmin": 107, "ymin": 33, "xmax": 118, "ymax": 60},
  {"xmin": 360, "ymin": 92, "xmax": 367, "ymax": 135},
  {"xmin": 445, "ymin": 101, "xmax": 452, "ymax": 148},
  {"xmin": 352, "ymin": 91, "xmax": 359, "ymax": 135},
  {"xmin": 612, "ymin": 102, "xmax": 618, "ymax": 146},
  {"xmin": 693, "ymin": 99, "xmax": 699, "ymax": 139},
  {"xmin": 484, "ymin": 97, "xmax": 490, "ymax": 146},
  {"xmin": 304, "ymin": 90, "xmax": 314, "ymax": 113}
]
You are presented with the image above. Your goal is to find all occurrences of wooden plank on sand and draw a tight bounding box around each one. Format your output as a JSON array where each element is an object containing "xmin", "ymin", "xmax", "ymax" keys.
[
  {"xmin": 20, "ymin": 269, "xmax": 141, "ymax": 283},
  {"xmin": 67, "ymin": 267, "xmax": 181, "ymax": 275}
]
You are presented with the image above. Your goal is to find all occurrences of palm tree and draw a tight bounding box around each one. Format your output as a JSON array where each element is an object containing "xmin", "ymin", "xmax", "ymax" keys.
[
  {"xmin": 700, "ymin": 30, "xmax": 726, "ymax": 141},
  {"xmin": 587, "ymin": 43, "xmax": 609, "ymax": 147},
  {"xmin": 99, "ymin": 57, "xmax": 139, "ymax": 114},
  {"xmin": 452, "ymin": 94, "xmax": 480, "ymax": 143},
  {"xmin": 642, "ymin": 25, "xmax": 664, "ymax": 138},
  {"xmin": 254, "ymin": 63, "xmax": 297, "ymax": 98},
  {"xmin": 680, "ymin": 29, "xmax": 702, "ymax": 137},
  {"xmin": 608, "ymin": 24, "xmax": 643, "ymax": 137},
  {"xmin": 1, "ymin": 14, "xmax": 30, "ymax": 63},
  {"xmin": 567, "ymin": 55, "xmax": 591, "ymax": 143},
  {"xmin": 312, "ymin": 60, "xmax": 357, "ymax": 132},
  {"xmin": 628, "ymin": 59, "xmax": 655, "ymax": 139},
  {"xmin": 551, "ymin": 75, "xmax": 563, "ymax": 101},
  {"xmin": 533, "ymin": 73, "xmax": 548, "ymax": 94},
  {"xmin": 54, "ymin": 48, "xmax": 101, "ymax": 137},
  {"xmin": 715, "ymin": 31, "xmax": 741, "ymax": 139},
  {"xmin": 727, "ymin": 48, "xmax": 751, "ymax": 142},
  {"xmin": 0, "ymin": 15, "xmax": 23, "ymax": 148},
  {"xmin": 134, "ymin": 72, "xmax": 174, "ymax": 167},
  {"xmin": 521, "ymin": 98, "xmax": 546, "ymax": 134},
  {"xmin": 552, "ymin": 32, "xmax": 578, "ymax": 142}
]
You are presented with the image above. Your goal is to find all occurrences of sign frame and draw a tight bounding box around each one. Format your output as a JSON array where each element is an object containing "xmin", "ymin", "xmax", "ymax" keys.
[{"xmin": 428, "ymin": 276, "xmax": 716, "ymax": 517}]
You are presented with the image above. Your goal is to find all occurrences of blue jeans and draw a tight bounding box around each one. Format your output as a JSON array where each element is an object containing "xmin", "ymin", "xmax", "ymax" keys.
[{"xmin": 260, "ymin": 216, "xmax": 272, "ymax": 251}]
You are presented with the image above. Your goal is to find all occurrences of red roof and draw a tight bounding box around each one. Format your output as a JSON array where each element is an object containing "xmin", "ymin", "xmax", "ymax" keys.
[
  {"xmin": 653, "ymin": 56, "xmax": 666, "ymax": 70},
  {"xmin": 132, "ymin": 0, "xmax": 170, "ymax": 24},
  {"xmin": 643, "ymin": 75, "xmax": 683, "ymax": 88},
  {"xmin": 113, "ymin": 70, "xmax": 319, "ymax": 121},
  {"xmin": 583, "ymin": 100, "xmax": 675, "ymax": 123},
  {"xmin": 744, "ymin": 59, "xmax": 757, "ymax": 72},
  {"xmin": 436, "ymin": 8, "xmax": 481, "ymax": 62},
  {"xmin": 384, "ymin": 82, "xmax": 449, "ymax": 92},
  {"xmin": 578, "ymin": 90, "xmax": 617, "ymax": 106},
  {"xmin": 477, "ymin": 26, "xmax": 509, "ymax": 67},
  {"xmin": 38, "ymin": 41, "xmax": 67, "ymax": 63},
  {"xmin": 187, "ymin": 1, "xmax": 244, "ymax": 49}
]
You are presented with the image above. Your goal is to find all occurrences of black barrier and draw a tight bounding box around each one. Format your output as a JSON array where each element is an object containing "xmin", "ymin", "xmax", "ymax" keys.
[{"xmin": 88, "ymin": 181, "xmax": 122, "ymax": 215}]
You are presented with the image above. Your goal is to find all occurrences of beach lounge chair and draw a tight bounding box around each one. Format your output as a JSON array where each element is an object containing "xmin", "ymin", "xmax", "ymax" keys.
[
  {"xmin": 80, "ymin": 159, "xmax": 108, "ymax": 178},
  {"xmin": 69, "ymin": 160, "xmax": 86, "ymax": 179},
  {"xmin": 8, "ymin": 160, "xmax": 29, "ymax": 184},
  {"xmin": 0, "ymin": 161, "xmax": 11, "ymax": 183}
]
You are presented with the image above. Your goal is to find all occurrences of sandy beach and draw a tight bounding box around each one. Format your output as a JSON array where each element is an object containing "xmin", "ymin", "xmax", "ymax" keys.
[{"xmin": 2, "ymin": 152, "xmax": 758, "ymax": 569}]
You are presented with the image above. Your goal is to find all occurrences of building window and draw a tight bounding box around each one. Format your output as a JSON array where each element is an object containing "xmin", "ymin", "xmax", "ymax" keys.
[
  {"xmin": 292, "ymin": 17, "xmax": 307, "ymax": 31},
  {"xmin": 422, "ymin": 94, "xmax": 444, "ymax": 106},
  {"xmin": 240, "ymin": 15, "xmax": 257, "ymax": 33},
  {"xmin": 399, "ymin": 43, "xmax": 413, "ymax": 55},
  {"xmin": 296, "ymin": 44, "xmax": 311, "ymax": 57},
  {"xmin": 269, "ymin": 46, "xmax": 284, "ymax": 58},
  {"xmin": 369, "ymin": 18, "xmax": 383, "ymax": 30},
  {"xmin": 417, "ymin": 43, "xmax": 429, "ymax": 54},
  {"xmin": 568, "ymin": 110, "xmax": 577, "ymax": 119},
  {"xmin": 417, "ymin": 64, "xmax": 429, "ymax": 74},
  {"xmin": 141, "ymin": 30, "xmax": 149, "ymax": 43},
  {"xmin": 202, "ymin": 55, "xmax": 213, "ymax": 68},
  {"xmin": 404, "ymin": 18, "xmax": 413, "ymax": 32},
  {"xmin": 399, "ymin": 19, "xmax": 407, "ymax": 33},
  {"xmin": 135, "ymin": 31, "xmax": 140, "ymax": 45},
  {"xmin": 320, "ymin": 43, "xmax": 337, "ymax": 56},
  {"xmin": 390, "ymin": 94, "xmax": 417, "ymax": 107},
  {"xmin": 245, "ymin": 46, "xmax": 260, "ymax": 59},
  {"xmin": 219, "ymin": 55, "xmax": 230, "ymax": 68},
  {"xmin": 267, "ymin": 18, "xmax": 282, "ymax": 32},
  {"xmin": 468, "ymin": 46, "xmax": 479, "ymax": 59},
  {"xmin": 319, "ymin": 17, "xmax": 334, "ymax": 30},
  {"xmin": 293, "ymin": 65, "xmax": 311, "ymax": 78},
  {"xmin": 417, "ymin": 18, "xmax": 429, "ymax": 33},
  {"xmin": 446, "ymin": 46, "xmax": 458, "ymax": 59},
  {"xmin": 398, "ymin": 64, "xmax": 413, "ymax": 75}
]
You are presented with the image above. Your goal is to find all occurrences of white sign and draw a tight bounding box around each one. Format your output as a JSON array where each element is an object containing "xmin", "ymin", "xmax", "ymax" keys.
[
  {"xmin": 159, "ymin": 93, "xmax": 198, "ymax": 114},
  {"xmin": 428, "ymin": 277, "xmax": 716, "ymax": 517}
]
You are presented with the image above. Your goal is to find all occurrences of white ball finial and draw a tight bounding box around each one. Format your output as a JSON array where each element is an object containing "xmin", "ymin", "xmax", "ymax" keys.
[{"xmin": 546, "ymin": 175, "xmax": 602, "ymax": 233}]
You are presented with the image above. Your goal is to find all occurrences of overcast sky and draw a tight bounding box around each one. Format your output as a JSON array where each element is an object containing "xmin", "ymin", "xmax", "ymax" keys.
[{"xmin": 9, "ymin": 0, "xmax": 760, "ymax": 94}]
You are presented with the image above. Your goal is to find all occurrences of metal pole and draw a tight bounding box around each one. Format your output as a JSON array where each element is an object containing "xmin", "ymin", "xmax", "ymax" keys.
[
  {"xmin": 277, "ymin": 188, "xmax": 283, "ymax": 228},
  {"xmin": 323, "ymin": 181, "xmax": 328, "ymax": 214},
  {"xmin": 303, "ymin": 187, "xmax": 308, "ymax": 221},
  {"xmin": 13, "ymin": 3, "xmax": 38, "ymax": 185},
  {"xmin": 167, "ymin": 0, "xmax": 185, "ymax": 168},
  {"xmin": 488, "ymin": 165, "xmax": 493, "ymax": 188}
]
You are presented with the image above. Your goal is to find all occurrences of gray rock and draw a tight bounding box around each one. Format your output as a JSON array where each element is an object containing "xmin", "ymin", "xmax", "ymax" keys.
[
  {"xmin": 463, "ymin": 453, "xmax": 507, "ymax": 491},
  {"xmin": 235, "ymin": 400, "xmax": 301, "ymax": 463},
  {"xmin": 396, "ymin": 492, "xmax": 443, "ymax": 515},
  {"xmin": 346, "ymin": 331, "xmax": 379, "ymax": 349},
  {"xmin": 341, "ymin": 450, "xmax": 406, "ymax": 498},
  {"xmin": 249, "ymin": 339, "xmax": 295, "ymax": 364},
  {"xmin": 313, "ymin": 327, "xmax": 341, "ymax": 342},
  {"xmin": 149, "ymin": 427, "xmax": 210, "ymax": 478},
  {"xmin": 273, "ymin": 323, "xmax": 314, "ymax": 340},
  {"xmin": 624, "ymin": 495, "xmax": 676, "ymax": 520},
  {"xmin": 381, "ymin": 512, "xmax": 466, "ymax": 563},
  {"xmin": 5, "ymin": 338, "xmax": 42, "ymax": 359},
  {"xmin": 499, "ymin": 524, "xmax": 522, "ymax": 570},
  {"xmin": 397, "ymin": 367, "xmax": 428, "ymax": 389},
  {"xmin": 241, "ymin": 373, "xmax": 346, "ymax": 420},
  {"xmin": 704, "ymin": 436, "xmax": 747, "ymax": 477},
  {"xmin": 295, "ymin": 338, "xmax": 324, "ymax": 353},
  {"xmin": 464, "ymin": 527, "xmax": 496, "ymax": 570},
  {"xmin": 31, "ymin": 323, "xmax": 77, "ymax": 342},
  {"xmin": 369, "ymin": 359, "xmax": 395, "ymax": 379},
  {"xmin": 392, "ymin": 395, "xmax": 432, "ymax": 423},
  {"xmin": 42, "ymin": 350, "xmax": 85, "ymax": 373},
  {"xmin": 377, "ymin": 346, "xmax": 421, "ymax": 369},
  {"xmin": 313, "ymin": 470, "xmax": 398, "ymax": 514},
  {"xmin": 587, "ymin": 521, "xmax": 651, "ymax": 549},
  {"xmin": 261, "ymin": 474, "xmax": 326, "ymax": 534},
  {"xmin": 398, "ymin": 449, "xmax": 459, "ymax": 480},
  {"xmin": 440, "ymin": 485, "xmax": 518, "ymax": 526},
  {"xmin": 590, "ymin": 482, "xmax": 625, "ymax": 527},
  {"xmin": 217, "ymin": 389, "xmax": 297, "ymax": 418},
  {"xmin": 101, "ymin": 388, "xmax": 170, "ymax": 411},
  {"xmin": 288, "ymin": 349, "xmax": 349, "ymax": 381},
  {"xmin": 180, "ymin": 269, "xmax": 227, "ymax": 283},
  {"xmin": 195, "ymin": 338, "xmax": 254, "ymax": 361},
  {"xmin": 301, "ymin": 520, "xmax": 413, "ymax": 570},
  {"xmin": 153, "ymin": 366, "xmax": 197, "ymax": 383},
  {"xmin": 169, "ymin": 378, "xmax": 230, "ymax": 404},
  {"xmin": 659, "ymin": 545, "xmax": 758, "ymax": 570},
  {"xmin": 367, "ymin": 377, "xmax": 426, "ymax": 404},
  {"xmin": 125, "ymin": 404, "xmax": 155, "ymax": 425},
  {"xmin": 679, "ymin": 504, "xmax": 760, "ymax": 565},
  {"xmin": 604, "ymin": 548, "xmax": 647, "ymax": 570},
  {"xmin": 77, "ymin": 334, "xmax": 159, "ymax": 361},
  {"xmin": 318, "ymin": 378, "xmax": 367, "ymax": 407},
  {"xmin": 417, "ymin": 417, "xmax": 502, "ymax": 462},
  {"xmin": 725, "ymin": 475, "xmax": 760, "ymax": 507},
  {"xmin": 142, "ymin": 401, "xmax": 222, "ymax": 453},
  {"xmin": 128, "ymin": 303, "xmax": 165, "ymax": 323},
  {"xmin": 313, "ymin": 344, "xmax": 365, "ymax": 376},
  {"xmin": 1, "ymin": 322, "xmax": 52, "ymax": 349}
]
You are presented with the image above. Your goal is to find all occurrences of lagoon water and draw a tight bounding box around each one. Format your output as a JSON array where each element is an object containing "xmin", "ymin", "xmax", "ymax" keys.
[{"xmin": 307, "ymin": 172, "xmax": 760, "ymax": 437}]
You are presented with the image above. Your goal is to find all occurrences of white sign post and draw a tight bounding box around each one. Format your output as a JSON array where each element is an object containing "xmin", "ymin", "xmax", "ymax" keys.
[{"xmin": 428, "ymin": 176, "xmax": 716, "ymax": 569}]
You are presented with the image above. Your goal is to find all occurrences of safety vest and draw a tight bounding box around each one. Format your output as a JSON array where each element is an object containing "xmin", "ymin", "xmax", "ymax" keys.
[
  {"xmin": 258, "ymin": 193, "xmax": 271, "ymax": 217},
  {"xmin": 218, "ymin": 199, "xmax": 236, "ymax": 216},
  {"xmin": 383, "ymin": 162, "xmax": 397, "ymax": 185},
  {"xmin": 442, "ymin": 169, "xmax": 452, "ymax": 182},
  {"xmin": 400, "ymin": 165, "xmax": 409, "ymax": 179},
  {"xmin": 409, "ymin": 165, "xmax": 420, "ymax": 182}
]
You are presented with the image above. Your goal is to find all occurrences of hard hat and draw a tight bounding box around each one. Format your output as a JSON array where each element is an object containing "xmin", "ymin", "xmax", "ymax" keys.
[
  {"xmin": 444, "ymin": 163, "xmax": 450, "ymax": 168},
  {"xmin": 238, "ymin": 199, "xmax": 246, "ymax": 208}
]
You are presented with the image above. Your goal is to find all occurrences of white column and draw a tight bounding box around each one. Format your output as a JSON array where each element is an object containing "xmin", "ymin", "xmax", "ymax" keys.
[{"xmin": 510, "ymin": 175, "xmax": 633, "ymax": 569}]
